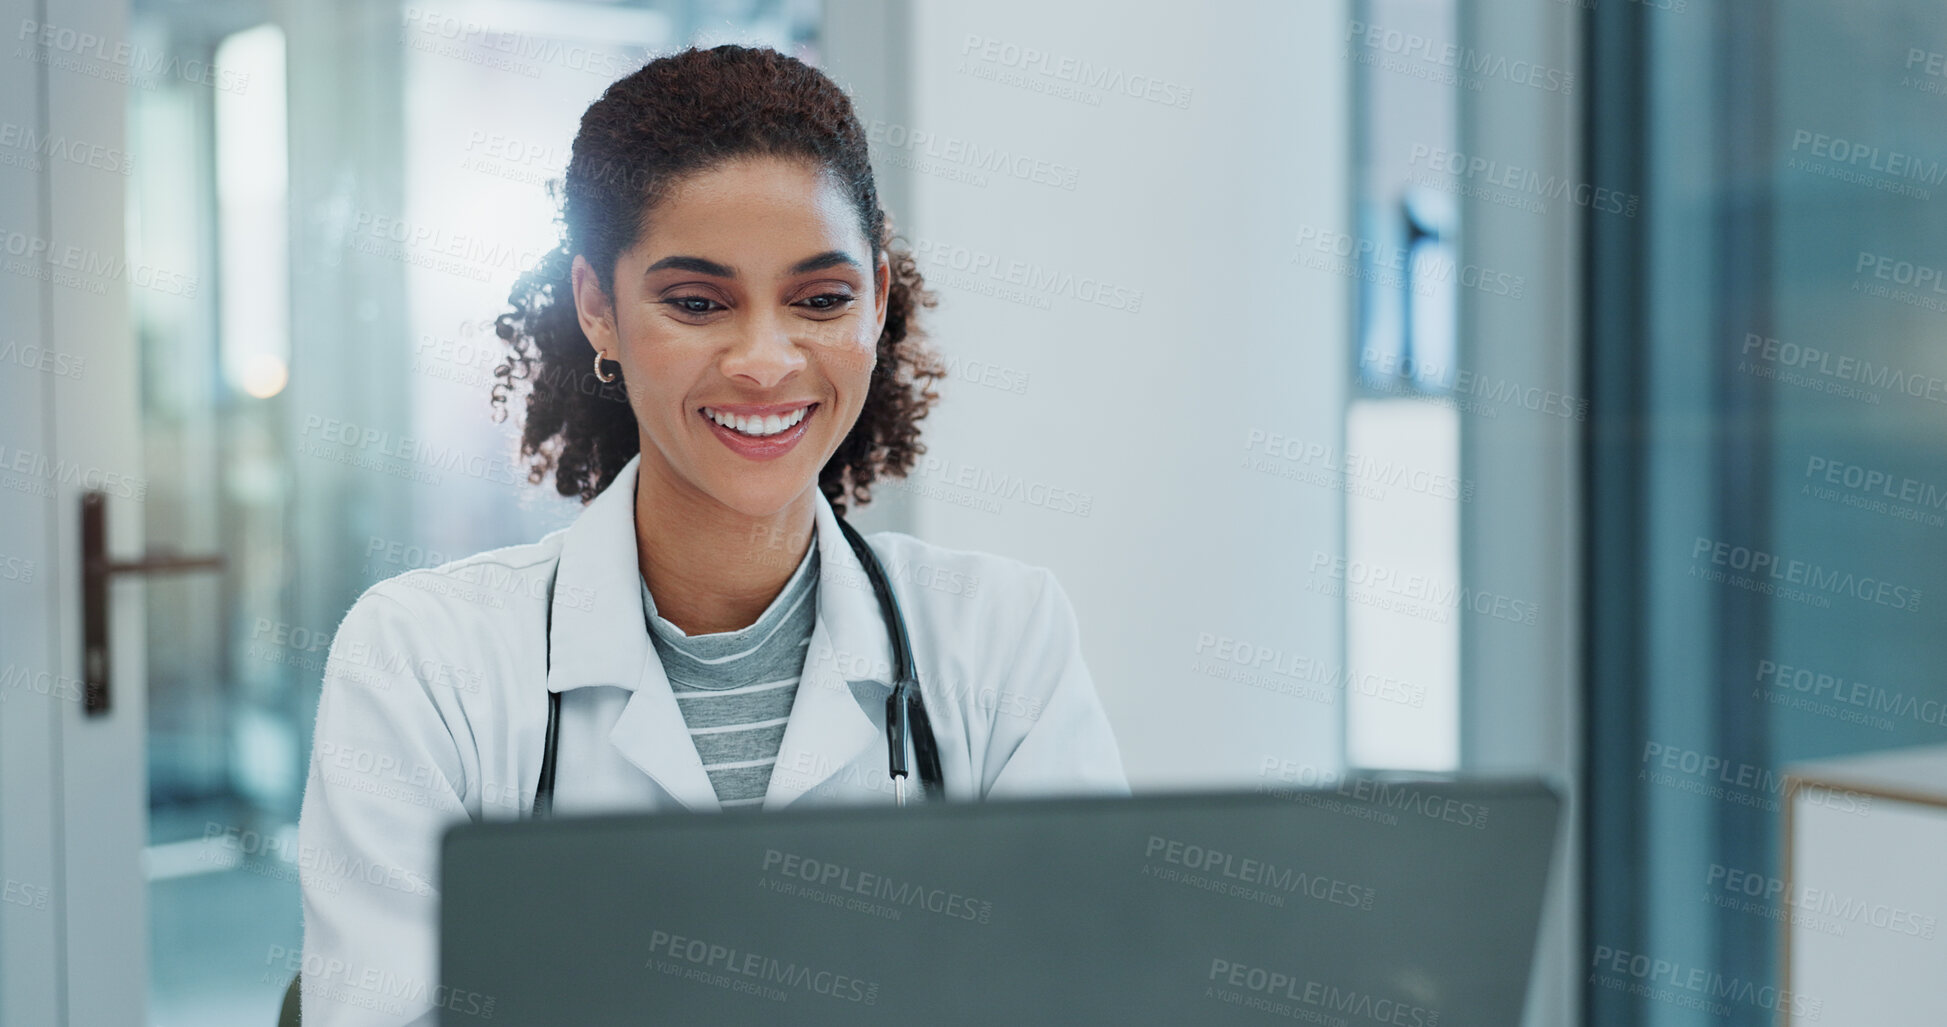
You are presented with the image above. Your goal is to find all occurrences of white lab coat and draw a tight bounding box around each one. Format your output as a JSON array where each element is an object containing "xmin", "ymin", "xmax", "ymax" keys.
[{"xmin": 294, "ymin": 453, "xmax": 1128, "ymax": 1026}]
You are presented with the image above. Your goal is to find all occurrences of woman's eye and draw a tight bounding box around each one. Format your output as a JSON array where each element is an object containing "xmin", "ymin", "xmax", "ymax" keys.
[
  {"xmin": 800, "ymin": 293, "xmax": 854, "ymax": 312},
  {"xmin": 663, "ymin": 296, "xmax": 723, "ymax": 315}
]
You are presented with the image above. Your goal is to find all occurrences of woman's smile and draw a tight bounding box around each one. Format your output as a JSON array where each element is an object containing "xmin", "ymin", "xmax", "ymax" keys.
[{"xmin": 699, "ymin": 401, "xmax": 820, "ymax": 460}]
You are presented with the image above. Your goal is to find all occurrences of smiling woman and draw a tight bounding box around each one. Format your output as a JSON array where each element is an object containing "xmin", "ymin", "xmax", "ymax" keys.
[
  {"xmin": 294, "ymin": 43, "xmax": 1128, "ymax": 1027},
  {"xmin": 489, "ymin": 44, "xmax": 944, "ymax": 516}
]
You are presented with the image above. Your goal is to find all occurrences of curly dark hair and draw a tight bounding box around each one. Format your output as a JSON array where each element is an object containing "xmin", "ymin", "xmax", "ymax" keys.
[{"xmin": 488, "ymin": 44, "xmax": 943, "ymax": 513}]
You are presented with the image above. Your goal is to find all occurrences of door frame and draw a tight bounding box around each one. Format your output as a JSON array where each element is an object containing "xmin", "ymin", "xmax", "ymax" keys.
[{"xmin": 0, "ymin": 0, "xmax": 148, "ymax": 1022}]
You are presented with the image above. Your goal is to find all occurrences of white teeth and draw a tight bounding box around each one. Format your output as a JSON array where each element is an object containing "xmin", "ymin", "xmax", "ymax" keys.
[{"xmin": 703, "ymin": 405, "xmax": 809, "ymax": 437}]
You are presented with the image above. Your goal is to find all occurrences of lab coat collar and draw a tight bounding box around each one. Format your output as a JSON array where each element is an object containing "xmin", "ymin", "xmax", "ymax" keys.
[{"xmin": 547, "ymin": 453, "xmax": 890, "ymax": 811}]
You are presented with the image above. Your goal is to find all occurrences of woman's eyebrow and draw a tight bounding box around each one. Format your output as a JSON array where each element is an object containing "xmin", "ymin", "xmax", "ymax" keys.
[
  {"xmin": 644, "ymin": 255, "xmax": 735, "ymax": 277},
  {"xmin": 787, "ymin": 250, "xmax": 861, "ymax": 275},
  {"xmin": 641, "ymin": 250, "xmax": 859, "ymax": 278}
]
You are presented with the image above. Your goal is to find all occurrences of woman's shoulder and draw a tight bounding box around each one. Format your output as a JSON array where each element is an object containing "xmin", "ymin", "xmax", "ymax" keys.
[
  {"xmin": 855, "ymin": 529, "xmax": 1063, "ymax": 613},
  {"xmin": 318, "ymin": 532, "xmax": 569, "ymax": 713},
  {"xmin": 343, "ymin": 529, "xmax": 570, "ymax": 636}
]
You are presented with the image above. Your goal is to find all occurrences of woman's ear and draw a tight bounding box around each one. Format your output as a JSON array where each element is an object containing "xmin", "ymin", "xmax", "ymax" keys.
[
  {"xmin": 571, "ymin": 254, "xmax": 618, "ymax": 353},
  {"xmin": 872, "ymin": 249, "xmax": 892, "ymax": 339}
]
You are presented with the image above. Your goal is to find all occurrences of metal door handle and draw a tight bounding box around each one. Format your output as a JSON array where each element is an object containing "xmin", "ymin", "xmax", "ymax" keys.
[{"xmin": 81, "ymin": 490, "xmax": 225, "ymax": 716}]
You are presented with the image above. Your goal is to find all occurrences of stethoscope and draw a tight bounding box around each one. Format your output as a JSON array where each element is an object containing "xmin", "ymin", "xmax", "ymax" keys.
[{"xmin": 532, "ymin": 511, "xmax": 944, "ymax": 818}]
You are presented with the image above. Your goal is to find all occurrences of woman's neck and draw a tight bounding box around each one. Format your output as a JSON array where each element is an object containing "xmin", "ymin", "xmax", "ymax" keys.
[{"xmin": 633, "ymin": 464, "xmax": 817, "ymax": 636}]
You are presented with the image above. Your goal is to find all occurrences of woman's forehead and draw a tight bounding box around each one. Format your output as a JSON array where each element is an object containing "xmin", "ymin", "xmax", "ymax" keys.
[{"xmin": 642, "ymin": 158, "xmax": 865, "ymax": 256}]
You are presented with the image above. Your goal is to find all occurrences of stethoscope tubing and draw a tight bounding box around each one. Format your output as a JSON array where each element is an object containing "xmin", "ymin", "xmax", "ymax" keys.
[{"xmin": 532, "ymin": 510, "xmax": 943, "ymax": 818}]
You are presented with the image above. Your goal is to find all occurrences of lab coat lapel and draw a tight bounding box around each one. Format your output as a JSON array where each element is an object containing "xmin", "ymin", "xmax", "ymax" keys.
[
  {"xmin": 546, "ymin": 454, "xmax": 719, "ymax": 812},
  {"xmin": 607, "ymin": 657, "xmax": 721, "ymax": 812},
  {"xmin": 763, "ymin": 490, "xmax": 890, "ymax": 809}
]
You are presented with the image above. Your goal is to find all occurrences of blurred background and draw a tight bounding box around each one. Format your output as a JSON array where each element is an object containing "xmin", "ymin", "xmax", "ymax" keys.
[{"xmin": 2, "ymin": 0, "xmax": 1944, "ymax": 1024}]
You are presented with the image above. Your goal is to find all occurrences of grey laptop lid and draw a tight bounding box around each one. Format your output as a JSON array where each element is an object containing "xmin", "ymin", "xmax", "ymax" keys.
[{"xmin": 439, "ymin": 778, "xmax": 1560, "ymax": 1025}]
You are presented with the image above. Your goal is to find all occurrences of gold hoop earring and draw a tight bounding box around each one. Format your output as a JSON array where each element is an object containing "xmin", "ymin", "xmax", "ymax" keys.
[{"xmin": 593, "ymin": 351, "xmax": 618, "ymax": 384}]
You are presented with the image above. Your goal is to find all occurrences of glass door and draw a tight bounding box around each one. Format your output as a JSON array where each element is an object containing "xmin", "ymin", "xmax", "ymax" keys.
[{"xmin": 114, "ymin": 2, "xmax": 814, "ymax": 1022}]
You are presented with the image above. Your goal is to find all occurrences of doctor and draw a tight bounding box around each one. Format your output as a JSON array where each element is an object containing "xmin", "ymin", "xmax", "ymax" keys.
[{"xmin": 295, "ymin": 43, "xmax": 1127, "ymax": 1027}]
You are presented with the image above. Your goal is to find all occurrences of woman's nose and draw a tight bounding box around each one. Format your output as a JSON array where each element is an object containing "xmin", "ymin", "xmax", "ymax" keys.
[{"xmin": 718, "ymin": 309, "xmax": 808, "ymax": 387}]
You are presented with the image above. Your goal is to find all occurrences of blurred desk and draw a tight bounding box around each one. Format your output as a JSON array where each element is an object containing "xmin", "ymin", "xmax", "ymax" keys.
[{"xmin": 1784, "ymin": 744, "xmax": 1947, "ymax": 1026}]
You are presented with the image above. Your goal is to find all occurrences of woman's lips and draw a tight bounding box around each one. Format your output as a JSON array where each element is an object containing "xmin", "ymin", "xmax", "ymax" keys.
[{"xmin": 700, "ymin": 403, "xmax": 816, "ymax": 461}]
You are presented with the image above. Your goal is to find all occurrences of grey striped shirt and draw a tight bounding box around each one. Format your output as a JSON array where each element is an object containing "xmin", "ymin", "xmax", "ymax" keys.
[{"xmin": 642, "ymin": 541, "xmax": 818, "ymax": 810}]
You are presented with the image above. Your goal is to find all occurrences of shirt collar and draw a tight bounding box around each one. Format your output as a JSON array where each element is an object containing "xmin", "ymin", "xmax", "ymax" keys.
[
  {"xmin": 640, "ymin": 529, "xmax": 818, "ymax": 644},
  {"xmin": 546, "ymin": 453, "xmax": 895, "ymax": 694}
]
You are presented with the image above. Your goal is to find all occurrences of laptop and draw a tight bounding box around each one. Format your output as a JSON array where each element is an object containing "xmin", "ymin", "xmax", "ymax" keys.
[{"xmin": 440, "ymin": 777, "xmax": 1561, "ymax": 1025}]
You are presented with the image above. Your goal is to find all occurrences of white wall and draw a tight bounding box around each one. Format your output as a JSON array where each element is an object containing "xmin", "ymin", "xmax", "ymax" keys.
[{"xmin": 891, "ymin": 0, "xmax": 1353, "ymax": 788}]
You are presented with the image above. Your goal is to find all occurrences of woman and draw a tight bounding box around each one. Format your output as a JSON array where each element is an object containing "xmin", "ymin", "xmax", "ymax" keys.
[{"xmin": 295, "ymin": 44, "xmax": 1127, "ymax": 1026}]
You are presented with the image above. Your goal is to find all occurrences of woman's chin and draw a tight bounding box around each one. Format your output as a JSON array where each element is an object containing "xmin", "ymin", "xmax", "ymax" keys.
[{"xmin": 699, "ymin": 473, "xmax": 821, "ymax": 521}]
